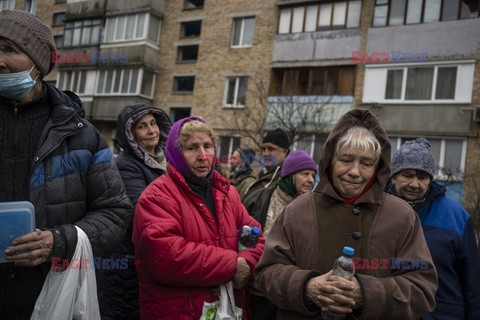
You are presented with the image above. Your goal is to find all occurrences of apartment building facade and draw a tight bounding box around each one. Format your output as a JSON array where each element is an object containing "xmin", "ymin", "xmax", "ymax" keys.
[
  {"xmin": 272, "ymin": 0, "xmax": 480, "ymax": 209},
  {"xmin": 4, "ymin": 0, "xmax": 480, "ymax": 210},
  {"xmin": 155, "ymin": 0, "xmax": 277, "ymax": 163}
]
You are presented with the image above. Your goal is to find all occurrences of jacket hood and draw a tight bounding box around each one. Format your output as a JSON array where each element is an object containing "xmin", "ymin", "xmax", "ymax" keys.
[
  {"xmin": 318, "ymin": 108, "xmax": 391, "ymax": 190},
  {"xmin": 165, "ymin": 116, "xmax": 216, "ymax": 178},
  {"xmin": 116, "ymin": 104, "xmax": 172, "ymax": 158},
  {"xmin": 45, "ymin": 82, "xmax": 85, "ymax": 122}
]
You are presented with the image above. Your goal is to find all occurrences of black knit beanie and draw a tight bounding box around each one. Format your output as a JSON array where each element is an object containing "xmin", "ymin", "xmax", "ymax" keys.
[
  {"xmin": 0, "ymin": 10, "xmax": 57, "ymax": 76},
  {"xmin": 262, "ymin": 128, "xmax": 290, "ymax": 150}
]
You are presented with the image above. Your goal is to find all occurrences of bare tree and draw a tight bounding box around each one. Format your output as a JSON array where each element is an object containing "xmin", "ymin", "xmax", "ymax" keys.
[
  {"xmin": 218, "ymin": 78, "xmax": 268, "ymax": 151},
  {"xmin": 265, "ymin": 94, "xmax": 331, "ymax": 147},
  {"xmin": 220, "ymin": 75, "xmax": 333, "ymax": 151}
]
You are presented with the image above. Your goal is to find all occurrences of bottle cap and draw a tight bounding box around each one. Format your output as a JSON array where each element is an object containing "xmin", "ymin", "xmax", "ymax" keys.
[
  {"xmin": 251, "ymin": 226, "xmax": 260, "ymax": 235},
  {"xmin": 343, "ymin": 246, "xmax": 354, "ymax": 256}
]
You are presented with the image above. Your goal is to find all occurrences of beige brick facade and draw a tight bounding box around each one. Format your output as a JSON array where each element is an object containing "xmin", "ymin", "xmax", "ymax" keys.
[{"xmin": 155, "ymin": 0, "xmax": 277, "ymax": 151}]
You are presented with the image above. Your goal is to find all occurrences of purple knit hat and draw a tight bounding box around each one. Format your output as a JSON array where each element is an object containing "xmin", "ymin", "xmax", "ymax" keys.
[
  {"xmin": 165, "ymin": 116, "xmax": 216, "ymax": 177},
  {"xmin": 281, "ymin": 150, "xmax": 317, "ymax": 178}
]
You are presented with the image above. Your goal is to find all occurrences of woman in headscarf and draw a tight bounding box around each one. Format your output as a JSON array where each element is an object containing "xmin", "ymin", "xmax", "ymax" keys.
[
  {"xmin": 255, "ymin": 109, "xmax": 437, "ymax": 320},
  {"xmin": 100, "ymin": 103, "xmax": 171, "ymax": 320},
  {"xmin": 132, "ymin": 116, "xmax": 264, "ymax": 319}
]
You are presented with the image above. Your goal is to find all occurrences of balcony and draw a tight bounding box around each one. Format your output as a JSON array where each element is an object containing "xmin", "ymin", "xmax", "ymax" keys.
[{"xmin": 366, "ymin": 18, "xmax": 480, "ymax": 61}]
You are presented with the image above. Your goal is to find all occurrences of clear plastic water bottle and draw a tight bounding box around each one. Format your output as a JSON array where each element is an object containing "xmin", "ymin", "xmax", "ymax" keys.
[
  {"xmin": 322, "ymin": 246, "xmax": 355, "ymax": 320},
  {"xmin": 238, "ymin": 225, "xmax": 260, "ymax": 250}
]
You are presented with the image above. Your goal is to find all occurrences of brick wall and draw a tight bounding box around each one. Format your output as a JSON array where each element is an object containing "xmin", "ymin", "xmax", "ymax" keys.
[{"xmin": 155, "ymin": 0, "xmax": 277, "ymax": 150}]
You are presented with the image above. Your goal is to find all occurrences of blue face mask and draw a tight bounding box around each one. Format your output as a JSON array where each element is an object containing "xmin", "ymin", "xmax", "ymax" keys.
[{"xmin": 0, "ymin": 65, "xmax": 38, "ymax": 101}]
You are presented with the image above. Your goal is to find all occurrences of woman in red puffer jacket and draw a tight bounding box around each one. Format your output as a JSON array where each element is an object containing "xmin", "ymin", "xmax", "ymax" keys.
[{"xmin": 132, "ymin": 116, "xmax": 264, "ymax": 320}]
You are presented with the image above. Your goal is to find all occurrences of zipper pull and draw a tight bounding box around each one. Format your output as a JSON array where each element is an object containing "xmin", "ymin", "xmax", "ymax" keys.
[{"xmin": 14, "ymin": 104, "xmax": 18, "ymax": 114}]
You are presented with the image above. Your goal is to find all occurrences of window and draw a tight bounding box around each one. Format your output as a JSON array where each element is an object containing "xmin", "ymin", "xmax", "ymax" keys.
[
  {"xmin": 385, "ymin": 69, "xmax": 403, "ymax": 99},
  {"xmin": 177, "ymin": 45, "xmax": 198, "ymax": 62},
  {"xmin": 390, "ymin": 136, "xmax": 466, "ymax": 180},
  {"xmin": 224, "ymin": 76, "xmax": 248, "ymax": 108},
  {"xmin": 96, "ymin": 68, "xmax": 143, "ymax": 95},
  {"xmin": 231, "ymin": 17, "xmax": 254, "ymax": 47},
  {"xmin": 270, "ymin": 67, "xmax": 356, "ymax": 96},
  {"xmin": 218, "ymin": 136, "xmax": 240, "ymax": 167},
  {"xmin": 435, "ymin": 67, "xmax": 457, "ymax": 99},
  {"xmin": 364, "ymin": 63, "xmax": 474, "ymax": 103},
  {"xmin": 63, "ymin": 19, "xmax": 101, "ymax": 47},
  {"xmin": 373, "ymin": 0, "xmax": 479, "ymax": 26},
  {"xmin": 389, "ymin": 0, "xmax": 406, "ymax": 25},
  {"xmin": 184, "ymin": 0, "xmax": 204, "ymax": 10},
  {"xmin": 170, "ymin": 107, "xmax": 191, "ymax": 122},
  {"xmin": 405, "ymin": 67, "xmax": 434, "ymax": 100},
  {"xmin": 0, "ymin": 0, "xmax": 14, "ymax": 10},
  {"xmin": 54, "ymin": 35, "xmax": 63, "ymax": 49},
  {"xmin": 405, "ymin": 0, "xmax": 423, "ymax": 24},
  {"xmin": 58, "ymin": 70, "xmax": 87, "ymax": 93},
  {"xmin": 105, "ymin": 13, "xmax": 161, "ymax": 43},
  {"xmin": 140, "ymin": 70, "xmax": 155, "ymax": 97},
  {"xmin": 295, "ymin": 134, "xmax": 326, "ymax": 163},
  {"xmin": 180, "ymin": 20, "xmax": 202, "ymax": 38},
  {"xmin": 384, "ymin": 65, "xmax": 458, "ymax": 101},
  {"xmin": 53, "ymin": 12, "xmax": 66, "ymax": 26},
  {"xmin": 278, "ymin": 1, "xmax": 361, "ymax": 34},
  {"xmin": 173, "ymin": 76, "xmax": 195, "ymax": 93},
  {"xmin": 24, "ymin": 0, "xmax": 36, "ymax": 13}
]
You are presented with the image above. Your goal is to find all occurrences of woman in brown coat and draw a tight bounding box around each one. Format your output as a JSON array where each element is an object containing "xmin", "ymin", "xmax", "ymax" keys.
[{"xmin": 254, "ymin": 109, "xmax": 438, "ymax": 320}]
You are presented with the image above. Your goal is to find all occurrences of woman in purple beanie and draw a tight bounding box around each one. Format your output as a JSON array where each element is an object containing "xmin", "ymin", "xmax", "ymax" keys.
[
  {"xmin": 245, "ymin": 150, "xmax": 317, "ymax": 237},
  {"xmin": 246, "ymin": 150, "xmax": 317, "ymax": 320},
  {"xmin": 131, "ymin": 116, "xmax": 264, "ymax": 319}
]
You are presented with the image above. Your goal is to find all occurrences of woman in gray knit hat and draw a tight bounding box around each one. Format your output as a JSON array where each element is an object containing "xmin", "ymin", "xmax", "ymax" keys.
[
  {"xmin": 0, "ymin": 10, "xmax": 132, "ymax": 318},
  {"xmin": 386, "ymin": 137, "xmax": 480, "ymax": 320}
]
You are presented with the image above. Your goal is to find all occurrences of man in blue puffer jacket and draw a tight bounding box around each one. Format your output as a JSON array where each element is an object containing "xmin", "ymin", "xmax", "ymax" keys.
[
  {"xmin": 386, "ymin": 138, "xmax": 480, "ymax": 320},
  {"xmin": 0, "ymin": 10, "xmax": 132, "ymax": 319}
]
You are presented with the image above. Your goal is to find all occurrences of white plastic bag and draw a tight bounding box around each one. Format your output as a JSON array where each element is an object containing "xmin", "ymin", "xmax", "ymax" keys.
[
  {"xmin": 200, "ymin": 281, "xmax": 242, "ymax": 320},
  {"xmin": 31, "ymin": 226, "xmax": 100, "ymax": 320}
]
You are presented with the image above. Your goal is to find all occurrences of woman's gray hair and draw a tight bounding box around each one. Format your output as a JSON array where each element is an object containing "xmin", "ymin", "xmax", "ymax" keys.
[{"xmin": 334, "ymin": 126, "xmax": 382, "ymax": 162}]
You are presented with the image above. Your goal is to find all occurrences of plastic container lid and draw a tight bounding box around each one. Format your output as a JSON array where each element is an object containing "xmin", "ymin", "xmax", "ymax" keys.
[
  {"xmin": 0, "ymin": 201, "xmax": 35, "ymax": 263},
  {"xmin": 343, "ymin": 246, "xmax": 354, "ymax": 257},
  {"xmin": 251, "ymin": 226, "xmax": 260, "ymax": 236}
]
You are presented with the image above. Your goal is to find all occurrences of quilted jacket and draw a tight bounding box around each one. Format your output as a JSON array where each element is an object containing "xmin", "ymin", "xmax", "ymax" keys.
[{"xmin": 133, "ymin": 164, "xmax": 264, "ymax": 319}]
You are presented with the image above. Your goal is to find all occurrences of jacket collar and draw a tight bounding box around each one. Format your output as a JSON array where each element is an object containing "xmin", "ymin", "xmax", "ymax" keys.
[{"xmin": 44, "ymin": 82, "xmax": 85, "ymax": 125}]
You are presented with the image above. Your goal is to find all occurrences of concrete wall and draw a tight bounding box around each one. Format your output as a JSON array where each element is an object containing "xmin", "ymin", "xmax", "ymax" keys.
[
  {"xmin": 367, "ymin": 18, "xmax": 480, "ymax": 60},
  {"xmin": 100, "ymin": 44, "xmax": 158, "ymax": 67},
  {"xmin": 66, "ymin": 0, "xmax": 105, "ymax": 19},
  {"xmin": 363, "ymin": 104, "xmax": 472, "ymax": 136},
  {"xmin": 273, "ymin": 29, "xmax": 362, "ymax": 62},
  {"xmin": 91, "ymin": 96, "xmax": 152, "ymax": 121},
  {"xmin": 106, "ymin": 0, "xmax": 164, "ymax": 14}
]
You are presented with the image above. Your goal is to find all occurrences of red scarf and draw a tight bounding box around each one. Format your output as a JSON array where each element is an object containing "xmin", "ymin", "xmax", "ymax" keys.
[{"xmin": 327, "ymin": 166, "xmax": 379, "ymax": 204}]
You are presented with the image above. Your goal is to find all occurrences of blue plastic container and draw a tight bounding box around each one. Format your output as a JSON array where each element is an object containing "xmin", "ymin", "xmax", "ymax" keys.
[{"xmin": 0, "ymin": 201, "xmax": 35, "ymax": 263}]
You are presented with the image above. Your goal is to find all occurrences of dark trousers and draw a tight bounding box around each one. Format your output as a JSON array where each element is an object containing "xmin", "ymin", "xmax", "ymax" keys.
[{"xmin": 250, "ymin": 294, "xmax": 279, "ymax": 320}]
